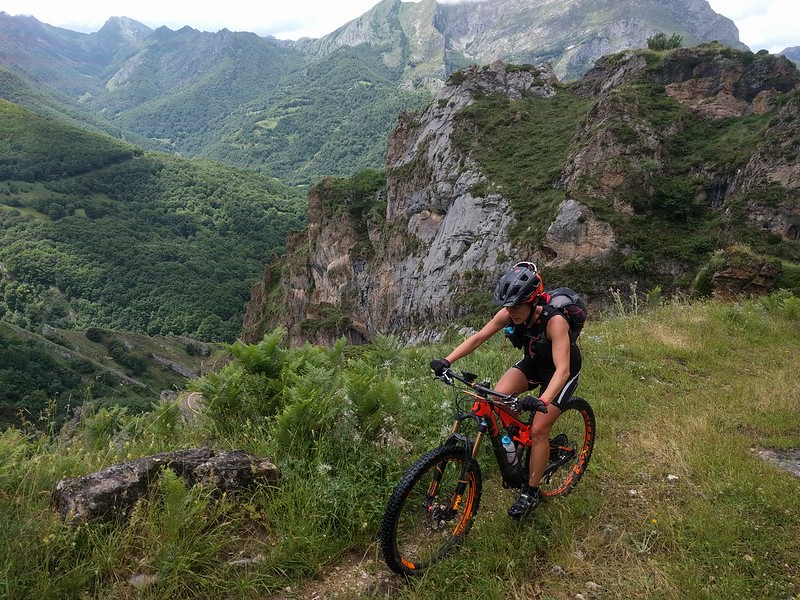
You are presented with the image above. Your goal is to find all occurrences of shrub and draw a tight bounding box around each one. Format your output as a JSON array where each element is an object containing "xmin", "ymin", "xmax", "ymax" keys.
[
  {"xmin": 782, "ymin": 296, "xmax": 800, "ymax": 320},
  {"xmin": 647, "ymin": 33, "xmax": 683, "ymax": 50},
  {"xmin": 777, "ymin": 262, "xmax": 800, "ymax": 294},
  {"xmin": 85, "ymin": 327, "xmax": 104, "ymax": 343}
]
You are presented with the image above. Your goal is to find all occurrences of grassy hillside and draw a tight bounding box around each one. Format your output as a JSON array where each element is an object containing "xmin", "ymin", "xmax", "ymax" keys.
[
  {"xmin": 1, "ymin": 294, "xmax": 797, "ymax": 598},
  {"xmin": 0, "ymin": 98, "xmax": 142, "ymax": 180},
  {"xmin": 0, "ymin": 321, "xmax": 225, "ymax": 429},
  {"xmin": 91, "ymin": 27, "xmax": 305, "ymax": 157},
  {"xmin": 0, "ymin": 68, "xmax": 163, "ymax": 153},
  {"xmin": 0, "ymin": 100, "xmax": 307, "ymax": 342},
  {"xmin": 201, "ymin": 45, "xmax": 432, "ymax": 186}
]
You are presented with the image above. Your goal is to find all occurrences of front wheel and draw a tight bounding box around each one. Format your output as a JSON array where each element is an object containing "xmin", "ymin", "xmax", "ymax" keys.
[
  {"xmin": 380, "ymin": 444, "xmax": 482, "ymax": 576},
  {"xmin": 539, "ymin": 397, "xmax": 595, "ymax": 498}
]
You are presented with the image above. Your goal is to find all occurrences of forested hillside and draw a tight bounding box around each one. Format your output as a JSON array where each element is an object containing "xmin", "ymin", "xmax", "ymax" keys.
[
  {"xmin": 0, "ymin": 100, "xmax": 306, "ymax": 344},
  {"xmin": 200, "ymin": 45, "xmax": 431, "ymax": 185},
  {"xmin": 0, "ymin": 321, "xmax": 219, "ymax": 429},
  {"xmin": 91, "ymin": 25, "xmax": 306, "ymax": 158},
  {"xmin": 0, "ymin": 99, "xmax": 141, "ymax": 180},
  {"xmin": 0, "ymin": 13, "xmax": 430, "ymax": 186}
]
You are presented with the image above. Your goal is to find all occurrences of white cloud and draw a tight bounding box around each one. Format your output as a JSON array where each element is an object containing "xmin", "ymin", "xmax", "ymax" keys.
[{"xmin": 707, "ymin": 0, "xmax": 797, "ymax": 52}]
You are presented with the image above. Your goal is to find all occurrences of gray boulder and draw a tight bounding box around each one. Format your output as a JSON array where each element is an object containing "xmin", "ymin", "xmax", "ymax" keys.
[{"xmin": 52, "ymin": 447, "xmax": 280, "ymax": 524}]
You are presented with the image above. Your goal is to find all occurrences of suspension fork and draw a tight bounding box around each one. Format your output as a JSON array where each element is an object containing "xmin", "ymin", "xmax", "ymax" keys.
[{"xmin": 425, "ymin": 415, "xmax": 487, "ymax": 514}]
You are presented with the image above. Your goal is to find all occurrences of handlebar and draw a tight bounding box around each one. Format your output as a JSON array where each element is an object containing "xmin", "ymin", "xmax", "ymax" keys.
[
  {"xmin": 435, "ymin": 368, "xmax": 547, "ymax": 414},
  {"xmin": 439, "ymin": 368, "xmax": 513, "ymax": 400}
]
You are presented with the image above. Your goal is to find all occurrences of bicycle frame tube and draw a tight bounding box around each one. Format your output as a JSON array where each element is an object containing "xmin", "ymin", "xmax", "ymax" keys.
[
  {"xmin": 441, "ymin": 371, "xmax": 533, "ymax": 489},
  {"xmin": 458, "ymin": 393, "xmax": 530, "ymax": 488},
  {"xmin": 468, "ymin": 396, "xmax": 531, "ymax": 447}
]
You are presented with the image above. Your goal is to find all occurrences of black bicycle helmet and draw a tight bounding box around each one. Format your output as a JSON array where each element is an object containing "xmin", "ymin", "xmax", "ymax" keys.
[{"xmin": 492, "ymin": 262, "xmax": 543, "ymax": 307}]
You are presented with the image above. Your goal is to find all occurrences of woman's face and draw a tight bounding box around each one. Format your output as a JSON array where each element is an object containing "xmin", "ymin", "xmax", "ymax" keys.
[{"xmin": 505, "ymin": 303, "xmax": 533, "ymax": 325}]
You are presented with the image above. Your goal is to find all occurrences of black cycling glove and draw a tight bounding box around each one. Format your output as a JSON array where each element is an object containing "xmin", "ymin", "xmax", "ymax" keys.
[
  {"xmin": 519, "ymin": 395, "xmax": 548, "ymax": 413},
  {"xmin": 430, "ymin": 358, "xmax": 451, "ymax": 376}
]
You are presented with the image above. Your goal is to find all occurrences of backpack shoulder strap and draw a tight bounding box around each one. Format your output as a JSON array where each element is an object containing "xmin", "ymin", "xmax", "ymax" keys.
[
  {"xmin": 538, "ymin": 303, "xmax": 567, "ymax": 337},
  {"xmin": 540, "ymin": 288, "xmax": 585, "ymax": 343}
]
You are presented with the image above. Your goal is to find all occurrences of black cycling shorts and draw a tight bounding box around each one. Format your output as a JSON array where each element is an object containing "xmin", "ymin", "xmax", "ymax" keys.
[{"xmin": 513, "ymin": 358, "xmax": 580, "ymax": 411}]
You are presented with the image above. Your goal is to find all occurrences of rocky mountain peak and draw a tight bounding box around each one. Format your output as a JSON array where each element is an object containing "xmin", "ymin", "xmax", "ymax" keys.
[
  {"xmin": 300, "ymin": 0, "xmax": 745, "ymax": 86},
  {"xmin": 95, "ymin": 17, "xmax": 153, "ymax": 41},
  {"xmin": 780, "ymin": 47, "xmax": 800, "ymax": 66}
]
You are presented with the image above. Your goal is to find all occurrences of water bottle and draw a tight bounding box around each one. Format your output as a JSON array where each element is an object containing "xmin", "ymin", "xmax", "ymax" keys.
[{"xmin": 501, "ymin": 435, "xmax": 518, "ymax": 467}]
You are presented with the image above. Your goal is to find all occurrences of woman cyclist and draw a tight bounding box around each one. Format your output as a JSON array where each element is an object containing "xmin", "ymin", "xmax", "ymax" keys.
[{"xmin": 430, "ymin": 262, "xmax": 582, "ymax": 520}]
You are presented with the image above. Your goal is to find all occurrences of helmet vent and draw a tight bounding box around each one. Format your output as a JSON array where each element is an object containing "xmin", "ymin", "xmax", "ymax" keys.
[{"xmin": 492, "ymin": 262, "xmax": 543, "ymax": 307}]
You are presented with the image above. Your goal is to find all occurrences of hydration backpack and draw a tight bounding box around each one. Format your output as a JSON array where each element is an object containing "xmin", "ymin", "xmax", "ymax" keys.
[
  {"xmin": 541, "ymin": 287, "xmax": 587, "ymax": 343},
  {"xmin": 502, "ymin": 287, "xmax": 587, "ymax": 348}
]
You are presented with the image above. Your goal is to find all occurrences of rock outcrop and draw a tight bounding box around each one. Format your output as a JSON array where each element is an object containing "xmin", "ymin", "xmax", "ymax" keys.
[
  {"xmin": 53, "ymin": 448, "xmax": 280, "ymax": 524},
  {"xmin": 246, "ymin": 46, "xmax": 800, "ymax": 347},
  {"xmin": 255, "ymin": 61, "xmax": 567, "ymax": 346},
  {"xmin": 543, "ymin": 199, "xmax": 616, "ymax": 266},
  {"xmin": 709, "ymin": 246, "xmax": 783, "ymax": 299},
  {"xmin": 659, "ymin": 47, "xmax": 799, "ymax": 118}
]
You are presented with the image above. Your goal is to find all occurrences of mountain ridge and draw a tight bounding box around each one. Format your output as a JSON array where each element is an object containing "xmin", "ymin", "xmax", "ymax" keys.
[
  {"xmin": 781, "ymin": 46, "xmax": 800, "ymax": 66},
  {"xmin": 298, "ymin": 0, "xmax": 746, "ymax": 85},
  {"xmin": 1, "ymin": 1, "xmax": 750, "ymax": 183}
]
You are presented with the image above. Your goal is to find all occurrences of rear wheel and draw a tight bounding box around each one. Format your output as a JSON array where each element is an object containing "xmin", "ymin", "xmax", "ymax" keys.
[
  {"xmin": 380, "ymin": 444, "xmax": 482, "ymax": 576},
  {"xmin": 539, "ymin": 397, "xmax": 595, "ymax": 498}
]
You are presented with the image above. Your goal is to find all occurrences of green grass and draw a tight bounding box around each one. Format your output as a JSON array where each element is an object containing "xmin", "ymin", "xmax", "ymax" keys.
[{"xmin": 0, "ymin": 295, "xmax": 798, "ymax": 599}]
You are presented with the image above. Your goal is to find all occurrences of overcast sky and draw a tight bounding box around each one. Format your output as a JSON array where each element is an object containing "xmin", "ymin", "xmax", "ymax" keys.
[{"xmin": 1, "ymin": 0, "xmax": 796, "ymax": 53}]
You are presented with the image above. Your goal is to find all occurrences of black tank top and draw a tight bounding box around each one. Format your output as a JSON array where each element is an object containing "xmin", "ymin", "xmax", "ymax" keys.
[{"xmin": 506, "ymin": 308, "xmax": 582, "ymax": 379}]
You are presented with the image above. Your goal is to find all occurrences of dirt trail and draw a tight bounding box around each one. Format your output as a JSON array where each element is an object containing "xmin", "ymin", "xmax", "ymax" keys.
[{"xmin": 268, "ymin": 550, "xmax": 402, "ymax": 599}]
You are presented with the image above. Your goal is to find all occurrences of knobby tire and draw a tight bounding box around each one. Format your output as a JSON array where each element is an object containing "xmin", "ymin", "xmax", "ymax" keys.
[
  {"xmin": 539, "ymin": 397, "xmax": 595, "ymax": 498},
  {"xmin": 380, "ymin": 444, "xmax": 482, "ymax": 576}
]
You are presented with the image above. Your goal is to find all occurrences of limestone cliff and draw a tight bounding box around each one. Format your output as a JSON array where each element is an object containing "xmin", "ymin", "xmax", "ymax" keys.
[
  {"xmin": 243, "ymin": 46, "xmax": 800, "ymax": 346},
  {"xmin": 299, "ymin": 0, "xmax": 745, "ymax": 86},
  {"xmin": 246, "ymin": 61, "xmax": 558, "ymax": 346}
]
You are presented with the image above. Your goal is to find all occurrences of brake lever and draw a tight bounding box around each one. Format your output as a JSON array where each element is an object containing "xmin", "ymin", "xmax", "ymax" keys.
[{"xmin": 440, "ymin": 369, "xmax": 454, "ymax": 385}]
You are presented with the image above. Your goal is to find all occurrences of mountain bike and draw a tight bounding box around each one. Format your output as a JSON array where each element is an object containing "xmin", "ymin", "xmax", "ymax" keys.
[{"xmin": 380, "ymin": 367, "xmax": 595, "ymax": 576}]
